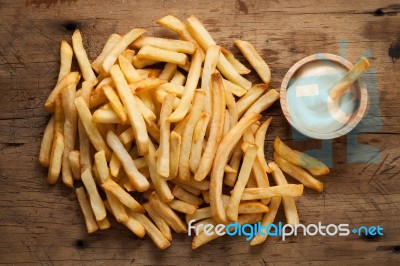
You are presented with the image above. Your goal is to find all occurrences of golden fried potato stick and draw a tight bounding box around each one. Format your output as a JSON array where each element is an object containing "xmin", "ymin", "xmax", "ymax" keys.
[
  {"xmin": 61, "ymin": 83, "xmax": 78, "ymax": 187},
  {"xmin": 186, "ymin": 207, "xmax": 211, "ymax": 223},
  {"xmin": 157, "ymin": 94, "xmax": 175, "ymax": 178},
  {"xmin": 120, "ymin": 49, "xmax": 135, "ymax": 63},
  {"xmin": 238, "ymin": 202, "xmax": 269, "ymax": 214},
  {"xmin": 137, "ymin": 45, "xmax": 188, "ymax": 65},
  {"xmin": 103, "ymin": 85, "xmax": 128, "ymax": 124},
  {"xmin": 168, "ymin": 48, "xmax": 204, "ymax": 122},
  {"xmin": 236, "ymin": 84, "xmax": 268, "ymax": 117},
  {"xmin": 133, "ymin": 36, "xmax": 196, "ymax": 54},
  {"xmin": 186, "ymin": 15, "xmax": 252, "ymax": 90},
  {"xmin": 118, "ymin": 54, "xmax": 141, "ymax": 84},
  {"xmin": 145, "ymin": 140, "xmax": 174, "ymax": 202},
  {"xmin": 170, "ymin": 70, "xmax": 186, "ymax": 85},
  {"xmin": 243, "ymin": 89, "xmax": 280, "ymax": 117},
  {"xmin": 269, "ymin": 161, "xmax": 299, "ymax": 225},
  {"xmin": 194, "ymin": 73, "xmax": 225, "ymax": 181},
  {"xmin": 101, "ymin": 178, "xmax": 143, "ymax": 212},
  {"xmin": 224, "ymin": 143, "xmax": 243, "ymax": 187},
  {"xmin": 221, "ymin": 47, "xmax": 251, "ymax": 75},
  {"xmin": 167, "ymin": 199, "xmax": 198, "ymax": 215},
  {"xmin": 102, "ymin": 28, "xmax": 146, "ymax": 74},
  {"xmin": 47, "ymin": 131, "xmax": 64, "ymax": 185},
  {"xmin": 74, "ymin": 97, "xmax": 111, "ymax": 160},
  {"xmin": 97, "ymin": 217, "xmax": 111, "ymax": 230},
  {"xmin": 149, "ymin": 192, "xmax": 187, "ymax": 233},
  {"xmin": 168, "ymin": 131, "xmax": 181, "ymax": 179},
  {"xmin": 158, "ymin": 63, "xmax": 177, "ymax": 81},
  {"xmin": 81, "ymin": 168, "xmax": 107, "ymax": 221},
  {"xmin": 68, "ymin": 150, "xmax": 81, "ymax": 180},
  {"xmin": 226, "ymin": 143, "xmax": 258, "ymax": 222},
  {"xmin": 189, "ymin": 113, "xmax": 210, "ymax": 173},
  {"xmin": 211, "ymin": 113, "xmax": 261, "ymax": 223},
  {"xmin": 179, "ymin": 90, "xmax": 206, "ymax": 180},
  {"xmin": 39, "ymin": 116, "xmax": 54, "ymax": 167},
  {"xmin": 274, "ymin": 137, "xmax": 329, "ymax": 176},
  {"xmin": 71, "ymin": 30, "xmax": 97, "ymax": 83},
  {"xmin": 44, "ymin": 72, "xmax": 80, "ymax": 112},
  {"xmin": 91, "ymin": 33, "xmax": 121, "ymax": 73},
  {"xmin": 254, "ymin": 118, "xmax": 272, "ymax": 172},
  {"xmin": 143, "ymin": 202, "xmax": 172, "ymax": 241},
  {"xmin": 172, "ymin": 185, "xmax": 204, "ymax": 206},
  {"xmin": 106, "ymin": 131, "xmax": 149, "ymax": 192},
  {"xmin": 201, "ymin": 45, "xmax": 220, "ymax": 116},
  {"xmin": 58, "ymin": 40, "xmax": 73, "ymax": 81},
  {"xmin": 110, "ymin": 64, "xmax": 150, "ymax": 155},
  {"xmin": 240, "ymin": 184, "xmax": 304, "ymax": 200},
  {"xmin": 106, "ymin": 192, "xmax": 129, "ymax": 223},
  {"xmin": 274, "ymin": 152, "xmax": 324, "ymax": 192},
  {"xmin": 156, "ymin": 15, "xmax": 196, "ymax": 42},
  {"xmin": 249, "ymin": 197, "xmax": 281, "ymax": 246},
  {"xmin": 76, "ymin": 187, "xmax": 99, "ymax": 234},
  {"xmin": 234, "ymin": 40, "xmax": 271, "ymax": 85},
  {"xmin": 223, "ymin": 79, "xmax": 247, "ymax": 97}
]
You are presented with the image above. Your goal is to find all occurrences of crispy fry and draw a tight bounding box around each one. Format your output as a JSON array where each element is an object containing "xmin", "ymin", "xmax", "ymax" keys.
[
  {"xmin": 179, "ymin": 90, "xmax": 205, "ymax": 180},
  {"xmin": 130, "ymin": 78, "xmax": 167, "ymax": 94},
  {"xmin": 224, "ymin": 143, "xmax": 243, "ymax": 186},
  {"xmin": 137, "ymin": 45, "xmax": 188, "ymax": 65},
  {"xmin": 101, "ymin": 178, "xmax": 143, "ymax": 212},
  {"xmin": 157, "ymin": 94, "xmax": 174, "ymax": 178},
  {"xmin": 189, "ymin": 113, "xmax": 210, "ymax": 173},
  {"xmin": 39, "ymin": 116, "xmax": 55, "ymax": 167},
  {"xmin": 172, "ymin": 185, "xmax": 204, "ymax": 206},
  {"xmin": 201, "ymin": 45, "xmax": 220, "ymax": 115},
  {"xmin": 110, "ymin": 65, "xmax": 150, "ymax": 155},
  {"xmin": 210, "ymin": 113, "xmax": 261, "ymax": 223},
  {"xmin": 81, "ymin": 168, "xmax": 107, "ymax": 221},
  {"xmin": 132, "ymin": 56, "xmax": 158, "ymax": 69},
  {"xmin": 240, "ymin": 184, "xmax": 304, "ymax": 200},
  {"xmin": 158, "ymin": 63, "xmax": 177, "ymax": 81},
  {"xmin": 143, "ymin": 203, "xmax": 172, "ymax": 241},
  {"xmin": 134, "ymin": 36, "xmax": 196, "ymax": 54},
  {"xmin": 243, "ymin": 89, "xmax": 280, "ymax": 117},
  {"xmin": 170, "ymin": 70, "xmax": 186, "ymax": 85},
  {"xmin": 167, "ymin": 199, "xmax": 198, "ymax": 215},
  {"xmin": 76, "ymin": 187, "xmax": 99, "ymax": 233},
  {"xmin": 157, "ymin": 83, "xmax": 184, "ymax": 97},
  {"xmin": 186, "ymin": 207, "xmax": 211, "ymax": 223},
  {"xmin": 226, "ymin": 143, "xmax": 258, "ymax": 221},
  {"xmin": 102, "ymin": 28, "xmax": 146, "ymax": 74},
  {"xmin": 154, "ymin": 90, "xmax": 180, "ymax": 110},
  {"xmin": 44, "ymin": 72, "xmax": 80, "ymax": 112},
  {"xmin": 236, "ymin": 84, "xmax": 268, "ymax": 117},
  {"xmin": 58, "ymin": 40, "xmax": 73, "ymax": 81},
  {"xmin": 118, "ymin": 54, "xmax": 141, "ymax": 83},
  {"xmin": 238, "ymin": 201, "xmax": 269, "ymax": 214},
  {"xmin": 71, "ymin": 30, "xmax": 97, "ymax": 83},
  {"xmin": 234, "ymin": 40, "xmax": 271, "ymax": 85},
  {"xmin": 274, "ymin": 137, "xmax": 329, "ymax": 176},
  {"xmin": 88, "ymin": 77, "xmax": 113, "ymax": 108},
  {"xmin": 221, "ymin": 47, "xmax": 251, "ymax": 75},
  {"xmin": 69, "ymin": 150, "xmax": 81, "ymax": 180},
  {"xmin": 274, "ymin": 152, "xmax": 324, "ymax": 192},
  {"xmin": 106, "ymin": 192, "xmax": 129, "ymax": 223},
  {"xmin": 103, "ymin": 85, "xmax": 128, "ymax": 123},
  {"xmin": 121, "ymin": 49, "xmax": 135, "ymax": 63},
  {"xmin": 106, "ymin": 131, "xmax": 149, "ymax": 192},
  {"xmin": 168, "ymin": 48, "xmax": 203, "ymax": 122},
  {"xmin": 47, "ymin": 131, "xmax": 64, "ymax": 185},
  {"xmin": 149, "ymin": 192, "xmax": 187, "ymax": 233},
  {"xmin": 97, "ymin": 217, "xmax": 111, "ymax": 230},
  {"xmin": 194, "ymin": 73, "xmax": 225, "ymax": 181},
  {"xmin": 156, "ymin": 15, "xmax": 196, "ymax": 42},
  {"xmin": 134, "ymin": 95, "xmax": 157, "ymax": 123},
  {"xmin": 254, "ymin": 118, "xmax": 272, "ymax": 172},
  {"xmin": 250, "ymin": 197, "xmax": 281, "ymax": 246},
  {"xmin": 168, "ymin": 131, "xmax": 181, "ymax": 179},
  {"xmin": 75, "ymin": 97, "xmax": 111, "ymax": 160},
  {"xmin": 223, "ymin": 79, "xmax": 247, "ymax": 97},
  {"xmin": 92, "ymin": 33, "xmax": 121, "ymax": 73}
]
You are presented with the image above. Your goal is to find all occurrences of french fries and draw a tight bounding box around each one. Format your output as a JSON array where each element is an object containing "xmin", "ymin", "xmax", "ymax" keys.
[{"xmin": 40, "ymin": 15, "xmax": 331, "ymax": 250}]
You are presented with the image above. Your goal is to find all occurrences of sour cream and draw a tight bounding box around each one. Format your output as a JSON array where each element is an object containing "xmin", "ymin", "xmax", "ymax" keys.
[{"xmin": 287, "ymin": 60, "xmax": 359, "ymax": 134}]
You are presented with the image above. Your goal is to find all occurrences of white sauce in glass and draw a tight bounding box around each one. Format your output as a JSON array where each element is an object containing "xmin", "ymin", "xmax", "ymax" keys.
[{"xmin": 287, "ymin": 60, "xmax": 359, "ymax": 134}]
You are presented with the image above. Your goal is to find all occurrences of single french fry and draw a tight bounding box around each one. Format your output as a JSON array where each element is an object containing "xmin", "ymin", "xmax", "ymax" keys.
[
  {"xmin": 102, "ymin": 28, "xmax": 146, "ymax": 74},
  {"xmin": 61, "ymin": 83, "xmax": 78, "ymax": 187},
  {"xmin": 170, "ymin": 70, "xmax": 186, "ymax": 85},
  {"xmin": 167, "ymin": 199, "xmax": 198, "ymax": 215},
  {"xmin": 110, "ymin": 65, "xmax": 150, "ymax": 155},
  {"xmin": 69, "ymin": 150, "xmax": 81, "ymax": 180},
  {"xmin": 194, "ymin": 73, "xmax": 225, "ymax": 181},
  {"xmin": 157, "ymin": 83, "xmax": 184, "ymax": 97},
  {"xmin": 156, "ymin": 15, "xmax": 196, "ymax": 42},
  {"xmin": 172, "ymin": 185, "xmax": 204, "ymax": 206},
  {"xmin": 81, "ymin": 168, "xmax": 107, "ymax": 221},
  {"xmin": 254, "ymin": 118, "xmax": 272, "ymax": 172},
  {"xmin": 132, "ymin": 56, "xmax": 158, "ymax": 69},
  {"xmin": 121, "ymin": 49, "xmax": 135, "ymax": 63},
  {"xmin": 130, "ymin": 78, "xmax": 167, "ymax": 94},
  {"xmin": 143, "ymin": 203, "xmax": 172, "ymax": 241},
  {"xmin": 134, "ymin": 95, "xmax": 157, "ymax": 122},
  {"xmin": 104, "ymin": 201, "xmax": 144, "ymax": 237},
  {"xmin": 250, "ymin": 197, "xmax": 281, "ymax": 246},
  {"xmin": 71, "ymin": 30, "xmax": 97, "ymax": 83},
  {"xmin": 103, "ymin": 85, "xmax": 128, "ymax": 124},
  {"xmin": 210, "ymin": 113, "xmax": 261, "ymax": 223},
  {"xmin": 129, "ymin": 211, "xmax": 171, "ymax": 250},
  {"xmin": 224, "ymin": 83, "xmax": 238, "ymax": 128},
  {"xmin": 189, "ymin": 113, "xmax": 210, "ymax": 173},
  {"xmin": 269, "ymin": 161, "xmax": 299, "ymax": 225},
  {"xmin": 202, "ymin": 190, "xmax": 210, "ymax": 203},
  {"xmin": 133, "ymin": 36, "xmax": 196, "ymax": 54},
  {"xmin": 145, "ymin": 140, "xmax": 174, "ymax": 202},
  {"xmin": 118, "ymin": 54, "xmax": 141, "ymax": 83},
  {"xmin": 234, "ymin": 40, "xmax": 271, "ymax": 85},
  {"xmin": 238, "ymin": 201, "xmax": 269, "ymax": 214},
  {"xmin": 76, "ymin": 187, "xmax": 99, "ymax": 233},
  {"xmin": 101, "ymin": 178, "xmax": 143, "ymax": 212},
  {"xmin": 154, "ymin": 90, "xmax": 181, "ymax": 110},
  {"xmin": 201, "ymin": 45, "xmax": 221, "ymax": 115},
  {"xmin": 88, "ymin": 78, "xmax": 113, "ymax": 109},
  {"xmin": 274, "ymin": 152, "xmax": 324, "ymax": 192},
  {"xmin": 186, "ymin": 207, "xmax": 211, "ymax": 223},
  {"xmin": 157, "ymin": 94, "xmax": 175, "ymax": 178},
  {"xmin": 236, "ymin": 84, "xmax": 268, "ymax": 117},
  {"xmin": 274, "ymin": 137, "xmax": 329, "ymax": 176},
  {"xmin": 241, "ymin": 184, "xmax": 304, "ymax": 200},
  {"xmin": 58, "ymin": 40, "xmax": 73, "ymax": 81},
  {"xmin": 97, "ymin": 217, "xmax": 111, "ymax": 230},
  {"xmin": 221, "ymin": 47, "xmax": 251, "ymax": 75},
  {"xmin": 168, "ymin": 131, "xmax": 181, "ymax": 179},
  {"xmin": 223, "ymin": 79, "xmax": 247, "ymax": 97},
  {"xmin": 137, "ymin": 45, "xmax": 188, "ymax": 65},
  {"xmin": 44, "ymin": 72, "xmax": 80, "ymax": 112},
  {"xmin": 47, "ymin": 131, "xmax": 64, "ymax": 185},
  {"xmin": 149, "ymin": 192, "xmax": 187, "ymax": 233},
  {"xmin": 106, "ymin": 192, "xmax": 129, "ymax": 223},
  {"xmin": 158, "ymin": 63, "xmax": 177, "ymax": 81},
  {"xmin": 74, "ymin": 97, "xmax": 111, "ymax": 160},
  {"xmin": 224, "ymin": 143, "xmax": 243, "ymax": 186},
  {"xmin": 179, "ymin": 90, "xmax": 205, "ymax": 180},
  {"xmin": 226, "ymin": 143, "xmax": 258, "ymax": 221},
  {"xmin": 39, "ymin": 116, "xmax": 55, "ymax": 167},
  {"xmin": 168, "ymin": 48, "xmax": 203, "ymax": 122},
  {"xmin": 92, "ymin": 33, "xmax": 121, "ymax": 73},
  {"xmin": 176, "ymin": 183, "xmax": 202, "ymax": 196},
  {"xmin": 106, "ymin": 131, "xmax": 149, "ymax": 192},
  {"xmin": 223, "ymin": 110, "xmax": 231, "ymax": 137},
  {"xmin": 243, "ymin": 89, "xmax": 280, "ymax": 117}
]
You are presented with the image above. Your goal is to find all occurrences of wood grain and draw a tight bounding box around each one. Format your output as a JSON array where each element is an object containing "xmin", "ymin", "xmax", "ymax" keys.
[{"xmin": 1, "ymin": 0, "xmax": 399, "ymax": 265}]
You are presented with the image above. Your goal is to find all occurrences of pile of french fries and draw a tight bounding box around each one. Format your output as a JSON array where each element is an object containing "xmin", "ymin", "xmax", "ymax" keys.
[{"xmin": 39, "ymin": 15, "xmax": 329, "ymax": 250}]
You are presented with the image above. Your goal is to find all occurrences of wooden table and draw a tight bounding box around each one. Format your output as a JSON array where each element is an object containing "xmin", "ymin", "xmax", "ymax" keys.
[{"xmin": 1, "ymin": 0, "xmax": 399, "ymax": 265}]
